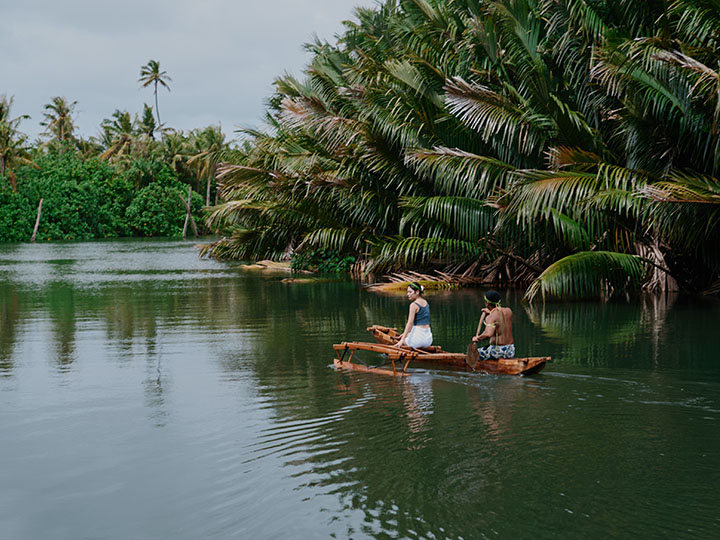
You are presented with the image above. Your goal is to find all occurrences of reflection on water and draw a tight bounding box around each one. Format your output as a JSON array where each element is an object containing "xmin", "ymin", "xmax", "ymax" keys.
[
  {"xmin": 524, "ymin": 292, "xmax": 720, "ymax": 373},
  {"xmin": 0, "ymin": 240, "xmax": 719, "ymax": 539}
]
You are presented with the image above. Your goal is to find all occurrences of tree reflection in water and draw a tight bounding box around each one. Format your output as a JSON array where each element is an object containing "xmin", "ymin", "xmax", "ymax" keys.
[
  {"xmin": 0, "ymin": 282, "xmax": 20, "ymax": 376},
  {"xmin": 1, "ymin": 241, "xmax": 718, "ymax": 539}
]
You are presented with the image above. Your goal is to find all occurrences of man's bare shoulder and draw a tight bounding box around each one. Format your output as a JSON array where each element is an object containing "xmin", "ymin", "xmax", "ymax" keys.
[{"xmin": 488, "ymin": 309, "xmax": 504, "ymax": 322}]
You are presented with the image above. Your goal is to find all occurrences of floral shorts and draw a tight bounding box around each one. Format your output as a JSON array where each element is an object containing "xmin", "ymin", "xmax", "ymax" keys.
[{"xmin": 477, "ymin": 344, "xmax": 515, "ymax": 360}]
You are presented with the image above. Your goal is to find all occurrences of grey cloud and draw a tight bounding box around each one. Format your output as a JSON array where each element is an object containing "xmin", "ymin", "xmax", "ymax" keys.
[{"xmin": 1, "ymin": 0, "xmax": 367, "ymax": 140}]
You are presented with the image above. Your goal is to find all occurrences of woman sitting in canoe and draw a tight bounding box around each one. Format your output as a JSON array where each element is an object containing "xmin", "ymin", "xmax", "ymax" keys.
[
  {"xmin": 471, "ymin": 290, "xmax": 515, "ymax": 359},
  {"xmin": 394, "ymin": 282, "xmax": 433, "ymax": 349}
]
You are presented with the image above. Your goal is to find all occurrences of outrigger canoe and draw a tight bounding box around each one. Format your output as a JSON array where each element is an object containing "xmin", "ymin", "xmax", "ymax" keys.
[{"xmin": 332, "ymin": 325, "xmax": 551, "ymax": 376}]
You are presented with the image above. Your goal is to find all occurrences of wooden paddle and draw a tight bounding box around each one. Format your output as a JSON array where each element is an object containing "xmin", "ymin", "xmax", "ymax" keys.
[{"xmin": 466, "ymin": 312, "xmax": 486, "ymax": 369}]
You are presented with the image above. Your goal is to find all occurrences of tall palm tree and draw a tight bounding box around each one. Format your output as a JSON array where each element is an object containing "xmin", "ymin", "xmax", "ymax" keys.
[{"xmin": 138, "ymin": 60, "xmax": 171, "ymax": 128}]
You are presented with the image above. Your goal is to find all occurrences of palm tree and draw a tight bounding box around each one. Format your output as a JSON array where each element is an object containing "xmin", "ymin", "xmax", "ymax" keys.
[
  {"xmin": 139, "ymin": 103, "xmax": 157, "ymax": 139},
  {"xmin": 39, "ymin": 96, "xmax": 78, "ymax": 149},
  {"xmin": 99, "ymin": 109, "xmax": 140, "ymax": 162},
  {"xmin": 138, "ymin": 60, "xmax": 172, "ymax": 128},
  {"xmin": 0, "ymin": 94, "xmax": 34, "ymax": 191},
  {"xmin": 187, "ymin": 126, "xmax": 232, "ymax": 205},
  {"xmin": 202, "ymin": 0, "xmax": 720, "ymax": 298},
  {"xmin": 159, "ymin": 129, "xmax": 194, "ymax": 177}
]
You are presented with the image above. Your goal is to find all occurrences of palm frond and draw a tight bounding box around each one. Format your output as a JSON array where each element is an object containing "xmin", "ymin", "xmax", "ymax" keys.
[
  {"xmin": 668, "ymin": 0, "xmax": 720, "ymax": 48},
  {"xmin": 398, "ymin": 195, "xmax": 496, "ymax": 241},
  {"xmin": 385, "ymin": 59, "xmax": 445, "ymax": 108},
  {"xmin": 405, "ymin": 146, "xmax": 513, "ymax": 197},
  {"xmin": 525, "ymin": 251, "xmax": 648, "ymax": 302},
  {"xmin": 549, "ymin": 208, "xmax": 591, "ymax": 251},
  {"xmin": 368, "ymin": 236, "xmax": 482, "ymax": 273},
  {"xmin": 444, "ymin": 76, "xmax": 553, "ymax": 160}
]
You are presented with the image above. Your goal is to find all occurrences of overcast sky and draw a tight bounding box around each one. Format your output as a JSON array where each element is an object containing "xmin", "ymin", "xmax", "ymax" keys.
[{"xmin": 1, "ymin": 0, "xmax": 371, "ymax": 142}]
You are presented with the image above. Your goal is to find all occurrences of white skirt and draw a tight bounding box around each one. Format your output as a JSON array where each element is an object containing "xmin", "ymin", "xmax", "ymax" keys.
[{"xmin": 406, "ymin": 326, "xmax": 433, "ymax": 348}]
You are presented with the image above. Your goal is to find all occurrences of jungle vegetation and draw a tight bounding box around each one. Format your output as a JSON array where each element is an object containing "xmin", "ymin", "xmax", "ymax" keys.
[
  {"xmin": 0, "ymin": 60, "xmax": 232, "ymax": 242},
  {"xmin": 201, "ymin": 0, "xmax": 720, "ymax": 300}
]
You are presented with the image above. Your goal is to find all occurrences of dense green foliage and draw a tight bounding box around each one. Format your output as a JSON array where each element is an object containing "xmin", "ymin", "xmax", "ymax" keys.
[
  {"xmin": 0, "ymin": 189, "xmax": 33, "ymax": 243},
  {"xmin": 0, "ymin": 152, "xmax": 204, "ymax": 242},
  {"xmin": 202, "ymin": 0, "xmax": 720, "ymax": 299},
  {"xmin": 125, "ymin": 178, "xmax": 203, "ymax": 237},
  {"xmin": 290, "ymin": 248, "xmax": 356, "ymax": 273}
]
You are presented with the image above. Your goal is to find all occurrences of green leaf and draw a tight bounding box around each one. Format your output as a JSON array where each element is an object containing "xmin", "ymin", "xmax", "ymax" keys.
[{"xmin": 525, "ymin": 251, "xmax": 648, "ymax": 302}]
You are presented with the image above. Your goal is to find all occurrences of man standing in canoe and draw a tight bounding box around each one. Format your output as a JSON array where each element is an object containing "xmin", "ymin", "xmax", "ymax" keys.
[{"xmin": 471, "ymin": 290, "xmax": 515, "ymax": 359}]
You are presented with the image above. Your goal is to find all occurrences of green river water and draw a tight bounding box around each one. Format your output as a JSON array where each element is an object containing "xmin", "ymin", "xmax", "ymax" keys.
[{"xmin": 0, "ymin": 239, "xmax": 718, "ymax": 539}]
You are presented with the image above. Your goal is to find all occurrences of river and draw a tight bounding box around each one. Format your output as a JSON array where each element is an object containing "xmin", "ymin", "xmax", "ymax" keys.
[{"xmin": 0, "ymin": 239, "xmax": 718, "ymax": 539}]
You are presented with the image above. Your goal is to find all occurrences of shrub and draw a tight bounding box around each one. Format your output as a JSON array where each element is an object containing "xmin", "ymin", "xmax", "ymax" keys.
[
  {"xmin": 12, "ymin": 152, "xmax": 133, "ymax": 241},
  {"xmin": 0, "ymin": 179, "xmax": 34, "ymax": 243},
  {"xmin": 291, "ymin": 248, "xmax": 356, "ymax": 273},
  {"xmin": 4, "ymin": 152, "xmax": 204, "ymax": 242},
  {"xmin": 125, "ymin": 178, "xmax": 204, "ymax": 237}
]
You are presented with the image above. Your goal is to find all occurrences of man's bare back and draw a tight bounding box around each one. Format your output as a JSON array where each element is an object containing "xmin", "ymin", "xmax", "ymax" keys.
[
  {"xmin": 485, "ymin": 306, "xmax": 513, "ymax": 345},
  {"xmin": 472, "ymin": 290, "xmax": 514, "ymax": 346}
]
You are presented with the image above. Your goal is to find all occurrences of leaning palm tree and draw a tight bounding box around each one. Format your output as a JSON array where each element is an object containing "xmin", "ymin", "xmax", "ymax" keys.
[
  {"xmin": 138, "ymin": 60, "xmax": 172, "ymax": 128},
  {"xmin": 99, "ymin": 109, "xmax": 140, "ymax": 162}
]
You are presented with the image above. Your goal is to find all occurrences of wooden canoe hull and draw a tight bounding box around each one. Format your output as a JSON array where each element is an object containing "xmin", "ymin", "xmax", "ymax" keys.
[
  {"xmin": 364, "ymin": 324, "xmax": 550, "ymax": 375},
  {"xmin": 333, "ymin": 341, "xmax": 550, "ymax": 376},
  {"xmin": 412, "ymin": 353, "xmax": 549, "ymax": 375}
]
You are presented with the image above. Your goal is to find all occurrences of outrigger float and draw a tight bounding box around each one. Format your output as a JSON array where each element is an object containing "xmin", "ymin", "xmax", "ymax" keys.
[{"xmin": 333, "ymin": 325, "xmax": 551, "ymax": 377}]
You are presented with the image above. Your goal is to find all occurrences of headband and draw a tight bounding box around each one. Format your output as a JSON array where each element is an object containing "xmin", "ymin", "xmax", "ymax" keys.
[
  {"xmin": 484, "ymin": 295, "xmax": 500, "ymax": 305},
  {"xmin": 410, "ymin": 283, "xmax": 424, "ymax": 293}
]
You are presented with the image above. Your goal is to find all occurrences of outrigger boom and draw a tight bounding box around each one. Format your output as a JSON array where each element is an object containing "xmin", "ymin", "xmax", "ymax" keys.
[{"xmin": 333, "ymin": 342, "xmax": 418, "ymax": 376}]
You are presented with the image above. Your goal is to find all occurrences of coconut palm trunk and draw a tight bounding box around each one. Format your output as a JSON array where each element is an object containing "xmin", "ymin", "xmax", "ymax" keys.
[{"xmin": 154, "ymin": 83, "xmax": 161, "ymax": 127}]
